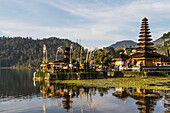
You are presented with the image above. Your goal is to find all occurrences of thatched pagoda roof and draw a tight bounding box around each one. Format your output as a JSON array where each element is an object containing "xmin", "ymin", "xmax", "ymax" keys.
[
  {"xmin": 137, "ymin": 42, "xmax": 154, "ymax": 46},
  {"xmin": 131, "ymin": 52, "xmax": 161, "ymax": 58},
  {"xmin": 139, "ymin": 34, "xmax": 151, "ymax": 37},
  {"xmin": 52, "ymin": 58, "xmax": 70, "ymax": 63},
  {"xmin": 142, "ymin": 17, "xmax": 148, "ymax": 21},
  {"xmin": 136, "ymin": 47, "xmax": 156, "ymax": 51},
  {"xmin": 138, "ymin": 38, "xmax": 152, "ymax": 41},
  {"xmin": 131, "ymin": 17, "xmax": 161, "ymax": 59}
]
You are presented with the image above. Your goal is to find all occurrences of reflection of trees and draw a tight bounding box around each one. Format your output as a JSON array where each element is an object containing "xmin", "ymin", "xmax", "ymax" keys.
[
  {"xmin": 97, "ymin": 87, "xmax": 109, "ymax": 97},
  {"xmin": 0, "ymin": 69, "xmax": 40, "ymax": 101},
  {"xmin": 37, "ymin": 82, "xmax": 168, "ymax": 113},
  {"xmin": 113, "ymin": 87, "xmax": 162, "ymax": 113},
  {"xmin": 38, "ymin": 83, "xmax": 98, "ymax": 112}
]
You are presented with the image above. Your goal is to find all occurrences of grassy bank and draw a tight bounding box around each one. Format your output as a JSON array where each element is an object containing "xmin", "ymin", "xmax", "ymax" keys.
[{"xmin": 53, "ymin": 77, "xmax": 170, "ymax": 90}]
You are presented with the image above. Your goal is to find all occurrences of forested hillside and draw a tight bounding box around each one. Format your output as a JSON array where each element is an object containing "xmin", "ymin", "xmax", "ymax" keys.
[
  {"xmin": 0, "ymin": 37, "xmax": 81, "ymax": 67},
  {"xmin": 154, "ymin": 32, "xmax": 170, "ymax": 55}
]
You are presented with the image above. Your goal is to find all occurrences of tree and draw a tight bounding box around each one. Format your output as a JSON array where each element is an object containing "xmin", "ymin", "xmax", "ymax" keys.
[{"xmin": 94, "ymin": 49, "xmax": 112, "ymax": 66}]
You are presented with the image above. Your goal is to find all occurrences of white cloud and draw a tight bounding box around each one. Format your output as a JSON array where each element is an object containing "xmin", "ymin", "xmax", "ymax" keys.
[{"xmin": 0, "ymin": 0, "xmax": 170, "ymax": 47}]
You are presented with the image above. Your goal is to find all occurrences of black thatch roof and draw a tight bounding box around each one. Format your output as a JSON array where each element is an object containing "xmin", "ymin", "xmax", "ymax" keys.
[
  {"xmin": 131, "ymin": 52, "xmax": 161, "ymax": 58},
  {"xmin": 136, "ymin": 47, "xmax": 156, "ymax": 51},
  {"xmin": 137, "ymin": 42, "xmax": 154, "ymax": 46},
  {"xmin": 139, "ymin": 34, "xmax": 151, "ymax": 37},
  {"xmin": 138, "ymin": 38, "xmax": 152, "ymax": 41},
  {"xmin": 142, "ymin": 17, "xmax": 148, "ymax": 21},
  {"xmin": 113, "ymin": 53, "xmax": 130, "ymax": 59},
  {"xmin": 52, "ymin": 58, "xmax": 70, "ymax": 63}
]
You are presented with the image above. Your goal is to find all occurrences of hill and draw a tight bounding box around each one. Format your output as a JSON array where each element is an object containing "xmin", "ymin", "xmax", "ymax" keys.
[
  {"xmin": 153, "ymin": 32, "xmax": 170, "ymax": 55},
  {"xmin": 0, "ymin": 37, "xmax": 81, "ymax": 67},
  {"xmin": 109, "ymin": 40, "xmax": 137, "ymax": 49},
  {"xmin": 153, "ymin": 32, "xmax": 170, "ymax": 45}
]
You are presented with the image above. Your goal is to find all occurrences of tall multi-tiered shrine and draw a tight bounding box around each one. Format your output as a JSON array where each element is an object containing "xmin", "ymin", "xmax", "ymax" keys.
[{"xmin": 131, "ymin": 17, "xmax": 160, "ymax": 66}]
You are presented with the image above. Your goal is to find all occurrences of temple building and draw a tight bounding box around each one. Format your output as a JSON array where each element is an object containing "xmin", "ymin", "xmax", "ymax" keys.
[
  {"xmin": 131, "ymin": 17, "xmax": 161, "ymax": 66},
  {"xmin": 49, "ymin": 47, "xmax": 71, "ymax": 70},
  {"xmin": 112, "ymin": 52, "xmax": 130, "ymax": 67}
]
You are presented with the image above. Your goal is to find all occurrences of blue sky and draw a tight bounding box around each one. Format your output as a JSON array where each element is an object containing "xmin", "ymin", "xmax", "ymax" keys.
[{"xmin": 0, "ymin": 0, "xmax": 170, "ymax": 48}]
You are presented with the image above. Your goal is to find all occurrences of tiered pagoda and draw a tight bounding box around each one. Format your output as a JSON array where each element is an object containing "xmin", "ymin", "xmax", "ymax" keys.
[
  {"xmin": 131, "ymin": 17, "xmax": 160, "ymax": 66},
  {"xmin": 63, "ymin": 47, "xmax": 70, "ymax": 61},
  {"xmin": 53, "ymin": 47, "xmax": 70, "ymax": 66}
]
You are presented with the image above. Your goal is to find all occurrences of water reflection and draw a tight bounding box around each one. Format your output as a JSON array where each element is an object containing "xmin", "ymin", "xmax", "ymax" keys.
[
  {"xmin": 0, "ymin": 69, "xmax": 40, "ymax": 102},
  {"xmin": 35, "ymin": 81, "xmax": 170, "ymax": 113},
  {"xmin": 0, "ymin": 69, "xmax": 169, "ymax": 113}
]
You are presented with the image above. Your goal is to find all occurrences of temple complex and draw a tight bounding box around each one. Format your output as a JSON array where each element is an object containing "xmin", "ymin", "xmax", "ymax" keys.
[{"xmin": 131, "ymin": 17, "xmax": 161, "ymax": 66}]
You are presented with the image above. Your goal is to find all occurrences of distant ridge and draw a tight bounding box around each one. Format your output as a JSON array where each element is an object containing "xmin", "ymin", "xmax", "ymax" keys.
[
  {"xmin": 153, "ymin": 32, "xmax": 170, "ymax": 45},
  {"xmin": 109, "ymin": 40, "xmax": 137, "ymax": 49}
]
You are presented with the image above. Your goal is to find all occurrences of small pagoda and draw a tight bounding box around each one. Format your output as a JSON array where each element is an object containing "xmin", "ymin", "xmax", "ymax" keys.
[
  {"xmin": 51, "ymin": 47, "xmax": 70, "ymax": 68},
  {"xmin": 131, "ymin": 17, "xmax": 160, "ymax": 66}
]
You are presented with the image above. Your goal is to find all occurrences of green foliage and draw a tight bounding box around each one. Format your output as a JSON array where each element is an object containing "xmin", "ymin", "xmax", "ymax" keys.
[
  {"xmin": 103, "ymin": 47, "xmax": 115, "ymax": 56},
  {"xmin": 0, "ymin": 37, "xmax": 80, "ymax": 67},
  {"xmin": 154, "ymin": 31, "xmax": 170, "ymax": 55},
  {"xmin": 115, "ymin": 48, "xmax": 124, "ymax": 55},
  {"xmin": 94, "ymin": 49, "xmax": 112, "ymax": 65}
]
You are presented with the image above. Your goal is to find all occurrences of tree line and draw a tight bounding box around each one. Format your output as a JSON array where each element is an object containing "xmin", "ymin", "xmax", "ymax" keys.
[{"xmin": 0, "ymin": 36, "xmax": 81, "ymax": 67}]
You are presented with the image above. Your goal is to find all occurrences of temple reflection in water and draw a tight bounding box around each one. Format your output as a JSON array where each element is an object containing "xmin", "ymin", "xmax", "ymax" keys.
[{"xmin": 34, "ymin": 81, "xmax": 170, "ymax": 113}]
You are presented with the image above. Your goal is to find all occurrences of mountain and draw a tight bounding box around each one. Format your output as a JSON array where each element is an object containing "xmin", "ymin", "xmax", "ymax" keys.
[
  {"xmin": 153, "ymin": 32, "xmax": 170, "ymax": 45},
  {"xmin": 109, "ymin": 40, "xmax": 137, "ymax": 49},
  {"xmin": 0, "ymin": 37, "xmax": 81, "ymax": 67}
]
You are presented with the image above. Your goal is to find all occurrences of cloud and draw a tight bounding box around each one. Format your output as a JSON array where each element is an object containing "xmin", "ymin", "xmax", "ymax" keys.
[
  {"xmin": 35, "ymin": 0, "xmax": 170, "ymax": 40},
  {"xmin": 0, "ymin": 0, "xmax": 170, "ymax": 47}
]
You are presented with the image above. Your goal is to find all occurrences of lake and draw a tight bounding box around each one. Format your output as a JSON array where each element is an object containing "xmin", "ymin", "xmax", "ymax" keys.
[{"xmin": 0, "ymin": 69, "xmax": 169, "ymax": 113}]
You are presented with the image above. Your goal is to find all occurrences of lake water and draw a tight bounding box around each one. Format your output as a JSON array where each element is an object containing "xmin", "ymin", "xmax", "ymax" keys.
[{"xmin": 0, "ymin": 69, "xmax": 169, "ymax": 113}]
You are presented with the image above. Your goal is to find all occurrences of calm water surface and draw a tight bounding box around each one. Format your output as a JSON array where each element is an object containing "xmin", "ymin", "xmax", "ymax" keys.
[{"xmin": 0, "ymin": 69, "xmax": 169, "ymax": 113}]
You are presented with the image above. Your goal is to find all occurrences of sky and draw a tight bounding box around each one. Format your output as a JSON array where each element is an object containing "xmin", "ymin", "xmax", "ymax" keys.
[{"xmin": 0, "ymin": 0, "xmax": 170, "ymax": 48}]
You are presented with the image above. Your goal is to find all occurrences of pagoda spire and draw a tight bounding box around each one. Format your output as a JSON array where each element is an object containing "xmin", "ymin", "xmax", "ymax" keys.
[
  {"xmin": 131, "ymin": 17, "xmax": 161, "ymax": 66},
  {"xmin": 136, "ymin": 17, "xmax": 155, "ymax": 52}
]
